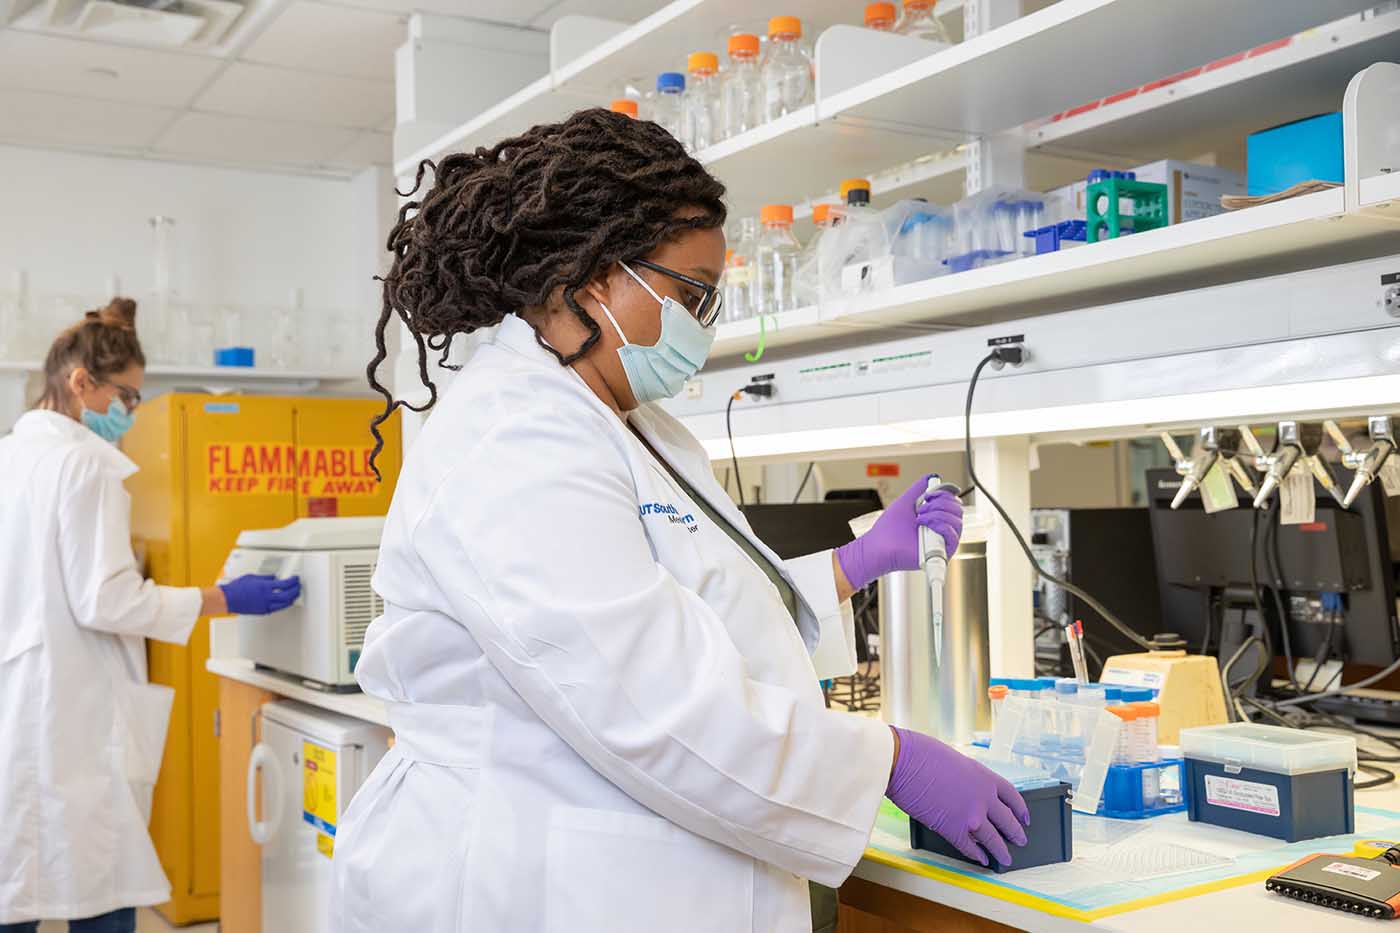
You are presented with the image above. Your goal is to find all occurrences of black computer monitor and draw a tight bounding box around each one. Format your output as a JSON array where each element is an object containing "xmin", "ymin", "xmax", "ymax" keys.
[
  {"xmin": 1144, "ymin": 467, "xmax": 1400, "ymax": 669},
  {"xmin": 739, "ymin": 500, "xmax": 872, "ymax": 559}
]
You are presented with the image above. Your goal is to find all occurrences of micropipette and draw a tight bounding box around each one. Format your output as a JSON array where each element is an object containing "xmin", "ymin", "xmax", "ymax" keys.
[{"xmin": 919, "ymin": 474, "xmax": 960, "ymax": 667}]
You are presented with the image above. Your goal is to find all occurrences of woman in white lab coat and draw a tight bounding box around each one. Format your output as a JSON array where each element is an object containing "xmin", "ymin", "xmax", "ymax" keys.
[
  {"xmin": 0, "ymin": 300, "xmax": 300, "ymax": 933},
  {"xmin": 332, "ymin": 110, "xmax": 1029, "ymax": 933}
]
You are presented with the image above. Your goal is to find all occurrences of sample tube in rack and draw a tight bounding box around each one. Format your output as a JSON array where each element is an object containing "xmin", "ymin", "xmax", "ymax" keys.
[
  {"xmin": 1134, "ymin": 702, "xmax": 1162, "ymax": 805},
  {"xmin": 1055, "ymin": 680, "xmax": 1082, "ymax": 758},
  {"xmin": 988, "ymin": 685, "xmax": 1008, "ymax": 729},
  {"xmin": 1107, "ymin": 705, "xmax": 1137, "ymax": 765}
]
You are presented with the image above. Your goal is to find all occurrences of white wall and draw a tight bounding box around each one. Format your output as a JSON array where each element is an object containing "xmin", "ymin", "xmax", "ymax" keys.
[{"xmin": 0, "ymin": 145, "xmax": 375, "ymax": 315}]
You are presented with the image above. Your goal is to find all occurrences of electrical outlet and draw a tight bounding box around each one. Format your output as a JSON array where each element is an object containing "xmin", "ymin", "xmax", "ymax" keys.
[{"xmin": 1385, "ymin": 284, "xmax": 1400, "ymax": 318}]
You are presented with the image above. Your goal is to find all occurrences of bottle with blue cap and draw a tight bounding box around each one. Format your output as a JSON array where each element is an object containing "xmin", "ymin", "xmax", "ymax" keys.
[{"xmin": 652, "ymin": 71, "xmax": 686, "ymax": 142}]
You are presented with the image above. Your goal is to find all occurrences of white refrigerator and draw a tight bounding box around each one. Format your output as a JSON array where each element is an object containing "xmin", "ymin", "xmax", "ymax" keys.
[{"xmin": 247, "ymin": 700, "xmax": 391, "ymax": 933}]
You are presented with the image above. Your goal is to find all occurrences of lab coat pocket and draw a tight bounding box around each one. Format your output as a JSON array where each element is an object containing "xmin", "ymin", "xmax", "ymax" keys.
[
  {"xmin": 119, "ymin": 681, "xmax": 175, "ymax": 822},
  {"xmin": 545, "ymin": 806, "xmax": 753, "ymax": 933}
]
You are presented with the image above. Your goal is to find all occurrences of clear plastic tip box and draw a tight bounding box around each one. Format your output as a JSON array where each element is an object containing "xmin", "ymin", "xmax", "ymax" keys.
[{"xmin": 1180, "ymin": 723, "xmax": 1356, "ymax": 842}]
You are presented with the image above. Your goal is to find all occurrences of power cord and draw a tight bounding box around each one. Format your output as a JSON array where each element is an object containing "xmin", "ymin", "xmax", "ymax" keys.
[
  {"xmin": 961, "ymin": 348, "xmax": 1156, "ymax": 652},
  {"xmin": 792, "ymin": 462, "xmax": 816, "ymax": 504},
  {"xmin": 726, "ymin": 381, "xmax": 774, "ymax": 508}
]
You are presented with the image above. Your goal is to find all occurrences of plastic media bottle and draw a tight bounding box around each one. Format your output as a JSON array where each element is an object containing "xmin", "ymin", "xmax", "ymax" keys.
[
  {"xmin": 865, "ymin": 2, "xmax": 897, "ymax": 30},
  {"xmin": 609, "ymin": 98, "xmax": 638, "ymax": 118},
  {"xmin": 755, "ymin": 204, "xmax": 802, "ymax": 315},
  {"xmin": 683, "ymin": 52, "xmax": 722, "ymax": 152},
  {"xmin": 896, "ymin": 0, "xmax": 954, "ymax": 45},
  {"xmin": 762, "ymin": 16, "xmax": 812, "ymax": 121},
  {"xmin": 652, "ymin": 72, "xmax": 686, "ymax": 141},
  {"xmin": 795, "ymin": 202, "xmax": 836, "ymax": 305},
  {"xmin": 722, "ymin": 33, "xmax": 764, "ymax": 139},
  {"xmin": 723, "ymin": 218, "xmax": 759, "ymax": 322}
]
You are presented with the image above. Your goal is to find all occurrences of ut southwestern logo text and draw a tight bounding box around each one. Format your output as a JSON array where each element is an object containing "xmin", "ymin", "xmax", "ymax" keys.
[{"xmin": 639, "ymin": 502, "xmax": 700, "ymax": 534}]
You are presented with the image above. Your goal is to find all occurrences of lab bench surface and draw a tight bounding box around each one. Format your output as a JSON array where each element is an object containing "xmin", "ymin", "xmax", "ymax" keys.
[
  {"xmin": 848, "ymin": 783, "xmax": 1400, "ymax": 932},
  {"xmin": 207, "ymin": 659, "xmax": 1394, "ymax": 933}
]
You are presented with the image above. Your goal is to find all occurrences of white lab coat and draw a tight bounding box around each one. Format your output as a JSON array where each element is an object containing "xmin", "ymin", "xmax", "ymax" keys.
[
  {"xmin": 331, "ymin": 315, "xmax": 893, "ymax": 933},
  {"xmin": 0, "ymin": 411, "xmax": 201, "ymax": 924}
]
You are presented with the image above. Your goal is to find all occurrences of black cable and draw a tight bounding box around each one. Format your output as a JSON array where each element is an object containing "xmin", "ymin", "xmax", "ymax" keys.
[
  {"xmin": 1303, "ymin": 609, "xmax": 1339, "ymax": 693},
  {"xmin": 961, "ymin": 351, "xmax": 1154, "ymax": 651},
  {"xmin": 1265, "ymin": 499, "xmax": 1300, "ymax": 691},
  {"xmin": 792, "ymin": 462, "xmax": 815, "ymax": 504},
  {"xmin": 1356, "ymin": 763, "xmax": 1395, "ymax": 790},
  {"xmin": 725, "ymin": 392, "xmax": 745, "ymax": 507}
]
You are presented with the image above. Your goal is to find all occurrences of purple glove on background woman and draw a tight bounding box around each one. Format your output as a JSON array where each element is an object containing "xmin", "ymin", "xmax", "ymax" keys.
[
  {"xmin": 835, "ymin": 475, "xmax": 963, "ymax": 591},
  {"xmin": 887, "ymin": 726, "xmax": 1030, "ymax": 868}
]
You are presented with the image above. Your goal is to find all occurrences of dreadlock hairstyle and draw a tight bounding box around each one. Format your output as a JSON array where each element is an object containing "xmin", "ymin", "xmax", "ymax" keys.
[
  {"xmin": 36, "ymin": 297, "xmax": 145, "ymax": 412},
  {"xmin": 365, "ymin": 107, "xmax": 727, "ymax": 476}
]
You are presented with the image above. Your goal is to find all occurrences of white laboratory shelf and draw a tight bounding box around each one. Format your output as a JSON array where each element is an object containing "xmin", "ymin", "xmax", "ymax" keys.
[
  {"xmin": 818, "ymin": 0, "xmax": 1375, "ymax": 141},
  {"xmin": 705, "ymin": 187, "xmax": 1400, "ymax": 357},
  {"xmin": 399, "ymin": 0, "xmax": 1371, "ymax": 195},
  {"xmin": 207, "ymin": 657, "xmax": 389, "ymax": 728},
  {"xmin": 1361, "ymin": 171, "xmax": 1400, "ymax": 212},
  {"xmin": 711, "ymin": 305, "xmax": 828, "ymax": 359},
  {"xmin": 1028, "ymin": 7, "xmax": 1400, "ymax": 163}
]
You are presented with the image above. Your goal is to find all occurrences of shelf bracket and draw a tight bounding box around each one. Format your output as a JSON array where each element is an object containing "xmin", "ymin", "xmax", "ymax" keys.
[
  {"xmin": 1343, "ymin": 62, "xmax": 1400, "ymax": 213},
  {"xmin": 963, "ymin": 0, "xmax": 1023, "ymax": 40},
  {"xmin": 964, "ymin": 129, "xmax": 1027, "ymax": 196}
]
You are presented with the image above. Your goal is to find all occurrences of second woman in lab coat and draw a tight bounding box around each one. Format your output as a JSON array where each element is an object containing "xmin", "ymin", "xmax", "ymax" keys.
[
  {"xmin": 0, "ymin": 300, "xmax": 301, "ymax": 933},
  {"xmin": 332, "ymin": 110, "xmax": 1029, "ymax": 933}
]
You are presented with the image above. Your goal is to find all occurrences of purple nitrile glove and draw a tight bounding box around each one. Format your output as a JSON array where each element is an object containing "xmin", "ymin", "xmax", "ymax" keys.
[
  {"xmin": 220, "ymin": 574, "xmax": 302, "ymax": 615},
  {"xmin": 835, "ymin": 475, "xmax": 963, "ymax": 591},
  {"xmin": 887, "ymin": 726, "xmax": 1030, "ymax": 868}
]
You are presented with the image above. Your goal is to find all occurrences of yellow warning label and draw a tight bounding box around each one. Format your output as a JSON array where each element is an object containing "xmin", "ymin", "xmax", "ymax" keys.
[
  {"xmin": 317, "ymin": 832, "xmax": 335, "ymax": 859},
  {"xmin": 302, "ymin": 741, "xmax": 337, "ymax": 836}
]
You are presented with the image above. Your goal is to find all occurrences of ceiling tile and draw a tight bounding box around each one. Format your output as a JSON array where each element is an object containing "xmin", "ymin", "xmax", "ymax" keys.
[
  {"xmin": 530, "ymin": 0, "xmax": 668, "ymax": 27},
  {"xmin": 242, "ymin": 2, "xmax": 406, "ymax": 81},
  {"xmin": 152, "ymin": 111, "xmax": 359, "ymax": 166},
  {"xmin": 324, "ymin": 130, "xmax": 393, "ymax": 168},
  {"xmin": 0, "ymin": 30, "xmax": 222, "ymax": 108},
  {"xmin": 195, "ymin": 62, "xmax": 393, "ymax": 128},
  {"xmin": 0, "ymin": 88, "xmax": 175, "ymax": 150},
  {"xmin": 331, "ymin": 0, "xmax": 558, "ymax": 24}
]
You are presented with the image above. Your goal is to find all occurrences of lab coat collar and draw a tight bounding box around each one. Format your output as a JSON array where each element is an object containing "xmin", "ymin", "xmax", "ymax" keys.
[
  {"xmin": 495, "ymin": 313, "xmax": 564, "ymax": 367},
  {"xmin": 12, "ymin": 409, "xmax": 139, "ymax": 479}
]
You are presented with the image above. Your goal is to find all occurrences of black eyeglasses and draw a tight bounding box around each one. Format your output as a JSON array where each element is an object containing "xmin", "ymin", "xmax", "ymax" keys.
[
  {"xmin": 102, "ymin": 381, "xmax": 142, "ymax": 411},
  {"xmin": 631, "ymin": 258, "xmax": 724, "ymax": 328}
]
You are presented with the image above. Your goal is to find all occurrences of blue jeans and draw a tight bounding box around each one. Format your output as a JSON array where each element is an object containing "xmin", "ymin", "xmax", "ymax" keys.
[{"xmin": 0, "ymin": 907, "xmax": 136, "ymax": 933}]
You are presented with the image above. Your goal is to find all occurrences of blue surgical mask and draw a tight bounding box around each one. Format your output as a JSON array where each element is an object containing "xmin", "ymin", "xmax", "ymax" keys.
[
  {"xmin": 596, "ymin": 262, "xmax": 715, "ymax": 404},
  {"xmin": 81, "ymin": 398, "xmax": 134, "ymax": 443}
]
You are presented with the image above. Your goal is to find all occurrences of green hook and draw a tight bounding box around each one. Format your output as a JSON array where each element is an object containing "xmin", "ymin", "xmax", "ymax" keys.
[{"xmin": 744, "ymin": 314, "xmax": 768, "ymax": 363}]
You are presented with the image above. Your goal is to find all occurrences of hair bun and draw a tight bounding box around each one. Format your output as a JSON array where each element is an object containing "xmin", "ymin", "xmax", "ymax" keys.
[{"xmin": 97, "ymin": 297, "xmax": 138, "ymax": 330}]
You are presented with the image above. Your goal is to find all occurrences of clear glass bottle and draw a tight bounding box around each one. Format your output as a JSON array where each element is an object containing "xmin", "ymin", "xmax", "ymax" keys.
[
  {"xmin": 762, "ymin": 16, "xmax": 812, "ymax": 121},
  {"xmin": 755, "ymin": 204, "xmax": 802, "ymax": 315},
  {"xmin": 723, "ymin": 218, "xmax": 759, "ymax": 322},
  {"xmin": 896, "ymin": 0, "xmax": 954, "ymax": 45},
  {"xmin": 722, "ymin": 33, "xmax": 764, "ymax": 139},
  {"xmin": 865, "ymin": 2, "xmax": 897, "ymax": 30},
  {"xmin": 683, "ymin": 52, "xmax": 721, "ymax": 152},
  {"xmin": 652, "ymin": 72, "xmax": 686, "ymax": 141}
]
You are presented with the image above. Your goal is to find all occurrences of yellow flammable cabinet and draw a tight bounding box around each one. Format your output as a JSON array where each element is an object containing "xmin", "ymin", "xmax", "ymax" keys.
[{"xmin": 122, "ymin": 393, "xmax": 402, "ymax": 924}]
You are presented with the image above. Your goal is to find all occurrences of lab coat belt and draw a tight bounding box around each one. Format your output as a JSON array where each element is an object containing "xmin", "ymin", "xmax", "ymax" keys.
[{"xmin": 387, "ymin": 701, "xmax": 490, "ymax": 768}]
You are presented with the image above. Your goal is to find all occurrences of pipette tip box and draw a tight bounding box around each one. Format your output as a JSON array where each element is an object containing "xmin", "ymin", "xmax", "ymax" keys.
[
  {"xmin": 1180, "ymin": 723, "xmax": 1355, "ymax": 842},
  {"xmin": 910, "ymin": 780, "xmax": 1072, "ymax": 873}
]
